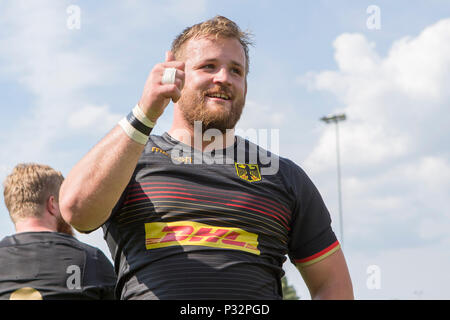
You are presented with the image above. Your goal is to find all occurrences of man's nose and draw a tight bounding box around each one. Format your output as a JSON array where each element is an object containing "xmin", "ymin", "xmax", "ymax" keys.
[{"xmin": 213, "ymin": 67, "xmax": 232, "ymax": 86}]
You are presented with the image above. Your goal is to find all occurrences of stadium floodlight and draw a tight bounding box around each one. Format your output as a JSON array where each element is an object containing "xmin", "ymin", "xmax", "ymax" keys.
[
  {"xmin": 320, "ymin": 113, "xmax": 346, "ymax": 247},
  {"xmin": 320, "ymin": 113, "xmax": 347, "ymax": 123}
]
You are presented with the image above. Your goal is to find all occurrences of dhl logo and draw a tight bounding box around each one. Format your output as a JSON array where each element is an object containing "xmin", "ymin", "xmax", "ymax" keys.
[{"xmin": 145, "ymin": 221, "xmax": 260, "ymax": 255}]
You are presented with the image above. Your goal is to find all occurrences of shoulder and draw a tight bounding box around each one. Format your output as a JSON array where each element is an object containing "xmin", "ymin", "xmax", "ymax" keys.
[
  {"xmin": 0, "ymin": 232, "xmax": 79, "ymax": 248},
  {"xmin": 65, "ymin": 236, "xmax": 107, "ymax": 258},
  {"xmin": 136, "ymin": 133, "xmax": 181, "ymax": 164},
  {"xmin": 237, "ymin": 135, "xmax": 303, "ymax": 171},
  {"xmin": 63, "ymin": 236, "xmax": 114, "ymax": 275},
  {"xmin": 44, "ymin": 232, "xmax": 97, "ymax": 254},
  {"xmin": 278, "ymin": 156, "xmax": 312, "ymax": 185},
  {"xmin": 236, "ymin": 135, "xmax": 313, "ymax": 187},
  {"xmin": 0, "ymin": 235, "xmax": 13, "ymax": 247},
  {"xmin": 48, "ymin": 233, "xmax": 109, "ymax": 262},
  {"xmin": 145, "ymin": 133, "xmax": 173, "ymax": 152}
]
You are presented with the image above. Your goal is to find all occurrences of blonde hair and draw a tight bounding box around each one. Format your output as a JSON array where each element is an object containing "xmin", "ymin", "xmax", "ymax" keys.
[
  {"xmin": 3, "ymin": 163, "xmax": 64, "ymax": 223},
  {"xmin": 171, "ymin": 15, "xmax": 254, "ymax": 75}
]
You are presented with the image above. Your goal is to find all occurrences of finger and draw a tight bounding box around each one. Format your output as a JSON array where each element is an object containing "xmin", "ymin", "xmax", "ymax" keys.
[
  {"xmin": 172, "ymin": 89, "xmax": 181, "ymax": 103},
  {"xmin": 165, "ymin": 51, "xmax": 176, "ymax": 62},
  {"xmin": 172, "ymin": 83, "xmax": 183, "ymax": 102},
  {"xmin": 174, "ymin": 78, "xmax": 184, "ymax": 91},
  {"xmin": 163, "ymin": 51, "xmax": 184, "ymax": 71},
  {"xmin": 174, "ymin": 69, "xmax": 185, "ymax": 89},
  {"xmin": 159, "ymin": 68, "xmax": 185, "ymax": 87},
  {"xmin": 162, "ymin": 61, "xmax": 185, "ymax": 71},
  {"xmin": 160, "ymin": 79, "xmax": 183, "ymax": 95},
  {"xmin": 159, "ymin": 84, "xmax": 181, "ymax": 102}
]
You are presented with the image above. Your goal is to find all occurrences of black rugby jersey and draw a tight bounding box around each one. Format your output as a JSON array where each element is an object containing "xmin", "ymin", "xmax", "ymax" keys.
[
  {"xmin": 103, "ymin": 132, "xmax": 339, "ymax": 300},
  {"xmin": 0, "ymin": 232, "xmax": 117, "ymax": 300}
]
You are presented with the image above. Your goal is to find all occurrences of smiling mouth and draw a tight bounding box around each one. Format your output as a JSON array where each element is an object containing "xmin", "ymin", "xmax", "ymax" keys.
[{"xmin": 205, "ymin": 92, "xmax": 232, "ymax": 101}]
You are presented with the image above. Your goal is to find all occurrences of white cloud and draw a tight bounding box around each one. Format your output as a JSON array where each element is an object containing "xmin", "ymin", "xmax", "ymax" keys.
[
  {"xmin": 404, "ymin": 156, "xmax": 450, "ymax": 190},
  {"xmin": 302, "ymin": 19, "xmax": 450, "ymax": 174},
  {"xmin": 234, "ymin": 99, "xmax": 287, "ymax": 152},
  {"xmin": 386, "ymin": 20, "xmax": 450, "ymax": 101},
  {"xmin": 0, "ymin": 1, "xmax": 113, "ymax": 92},
  {"xmin": 68, "ymin": 104, "xmax": 122, "ymax": 134},
  {"xmin": 0, "ymin": 0, "xmax": 210, "ymax": 164},
  {"xmin": 333, "ymin": 33, "xmax": 381, "ymax": 75},
  {"xmin": 298, "ymin": 18, "xmax": 450, "ymax": 255},
  {"xmin": 0, "ymin": 1, "xmax": 119, "ymax": 164},
  {"xmin": 305, "ymin": 122, "xmax": 410, "ymax": 172},
  {"xmin": 238, "ymin": 99, "xmax": 287, "ymax": 130},
  {"xmin": 301, "ymin": 17, "xmax": 450, "ymax": 175}
]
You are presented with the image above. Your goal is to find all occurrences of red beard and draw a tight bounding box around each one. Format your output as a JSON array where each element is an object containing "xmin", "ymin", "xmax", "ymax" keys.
[{"xmin": 177, "ymin": 84, "xmax": 245, "ymax": 134}]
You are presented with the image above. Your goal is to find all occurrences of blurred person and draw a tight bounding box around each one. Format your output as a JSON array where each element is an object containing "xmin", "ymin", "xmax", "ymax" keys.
[
  {"xmin": 60, "ymin": 16, "xmax": 353, "ymax": 300},
  {"xmin": 0, "ymin": 163, "xmax": 117, "ymax": 300}
]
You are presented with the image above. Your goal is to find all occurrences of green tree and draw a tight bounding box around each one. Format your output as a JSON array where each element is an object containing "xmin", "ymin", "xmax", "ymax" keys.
[{"xmin": 282, "ymin": 275, "xmax": 300, "ymax": 300}]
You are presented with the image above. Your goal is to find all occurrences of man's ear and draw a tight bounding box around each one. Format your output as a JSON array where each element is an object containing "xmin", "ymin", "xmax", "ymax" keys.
[{"xmin": 46, "ymin": 195, "xmax": 59, "ymax": 216}]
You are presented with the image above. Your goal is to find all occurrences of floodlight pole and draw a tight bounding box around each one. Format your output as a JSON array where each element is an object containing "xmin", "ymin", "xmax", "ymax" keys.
[{"xmin": 320, "ymin": 113, "xmax": 346, "ymax": 247}]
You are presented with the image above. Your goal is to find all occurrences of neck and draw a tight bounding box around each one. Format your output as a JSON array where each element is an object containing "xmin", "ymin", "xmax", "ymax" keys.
[
  {"xmin": 168, "ymin": 106, "xmax": 236, "ymax": 151},
  {"xmin": 14, "ymin": 217, "xmax": 56, "ymax": 234}
]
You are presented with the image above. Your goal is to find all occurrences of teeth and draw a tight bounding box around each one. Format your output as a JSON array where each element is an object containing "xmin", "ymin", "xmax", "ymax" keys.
[{"xmin": 208, "ymin": 93, "xmax": 230, "ymax": 100}]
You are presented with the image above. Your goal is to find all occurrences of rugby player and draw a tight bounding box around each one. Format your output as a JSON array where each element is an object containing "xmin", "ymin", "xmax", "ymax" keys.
[{"xmin": 60, "ymin": 16, "xmax": 353, "ymax": 300}]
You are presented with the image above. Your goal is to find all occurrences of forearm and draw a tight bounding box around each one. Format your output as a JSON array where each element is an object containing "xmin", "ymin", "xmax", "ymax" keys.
[
  {"xmin": 60, "ymin": 52, "xmax": 184, "ymax": 231},
  {"xmin": 297, "ymin": 249, "xmax": 354, "ymax": 300},
  {"xmin": 60, "ymin": 125, "xmax": 145, "ymax": 231},
  {"xmin": 309, "ymin": 278, "xmax": 354, "ymax": 300}
]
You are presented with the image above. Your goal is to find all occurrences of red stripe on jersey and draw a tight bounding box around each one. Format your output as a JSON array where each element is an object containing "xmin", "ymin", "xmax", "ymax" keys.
[
  {"xmin": 126, "ymin": 189, "xmax": 290, "ymax": 225},
  {"xmin": 129, "ymin": 186, "xmax": 291, "ymax": 221},
  {"xmin": 294, "ymin": 240, "xmax": 340, "ymax": 264},
  {"xmin": 129, "ymin": 181, "xmax": 291, "ymax": 216},
  {"xmin": 124, "ymin": 194, "xmax": 290, "ymax": 230}
]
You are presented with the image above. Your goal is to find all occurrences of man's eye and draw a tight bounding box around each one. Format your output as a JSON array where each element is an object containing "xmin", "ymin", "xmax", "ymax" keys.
[
  {"xmin": 231, "ymin": 68, "xmax": 242, "ymax": 75},
  {"xmin": 203, "ymin": 64, "xmax": 214, "ymax": 69}
]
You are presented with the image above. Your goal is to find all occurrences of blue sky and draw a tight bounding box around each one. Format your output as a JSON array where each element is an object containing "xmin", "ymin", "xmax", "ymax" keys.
[{"xmin": 1, "ymin": 0, "xmax": 449, "ymax": 299}]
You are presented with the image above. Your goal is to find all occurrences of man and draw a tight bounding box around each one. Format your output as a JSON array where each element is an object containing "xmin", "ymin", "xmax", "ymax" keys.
[
  {"xmin": 0, "ymin": 163, "xmax": 116, "ymax": 300},
  {"xmin": 60, "ymin": 16, "xmax": 353, "ymax": 299}
]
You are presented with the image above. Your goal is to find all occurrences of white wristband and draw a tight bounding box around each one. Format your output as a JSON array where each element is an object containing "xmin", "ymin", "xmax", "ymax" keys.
[
  {"xmin": 132, "ymin": 104, "xmax": 155, "ymax": 128},
  {"xmin": 118, "ymin": 118, "xmax": 149, "ymax": 145}
]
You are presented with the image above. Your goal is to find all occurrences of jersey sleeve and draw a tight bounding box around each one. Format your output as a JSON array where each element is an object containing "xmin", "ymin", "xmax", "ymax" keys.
[{"xmin": 283, "ymin": 160, "xmax": 340, "ymax": 268}]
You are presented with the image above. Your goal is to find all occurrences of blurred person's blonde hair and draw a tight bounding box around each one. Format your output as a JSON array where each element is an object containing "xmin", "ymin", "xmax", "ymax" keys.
[
  {"xmin": 171, "ymin": 15, "xmax": 254, "ymax": 75},
  {"xmin": 3, "ymin": 163, "xmax": 64, "ymax": 224}
]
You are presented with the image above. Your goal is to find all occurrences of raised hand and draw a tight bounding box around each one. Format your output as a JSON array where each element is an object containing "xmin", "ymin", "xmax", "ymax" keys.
[{"xmin": 138, "ymin": 51, "xmax": 185, "ymax": 122}]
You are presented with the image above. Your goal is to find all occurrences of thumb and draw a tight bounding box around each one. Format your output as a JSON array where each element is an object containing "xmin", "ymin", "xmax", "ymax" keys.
[{"xmin": 165, "ymin": 51, "xmax": 175, "ymax": 62}]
